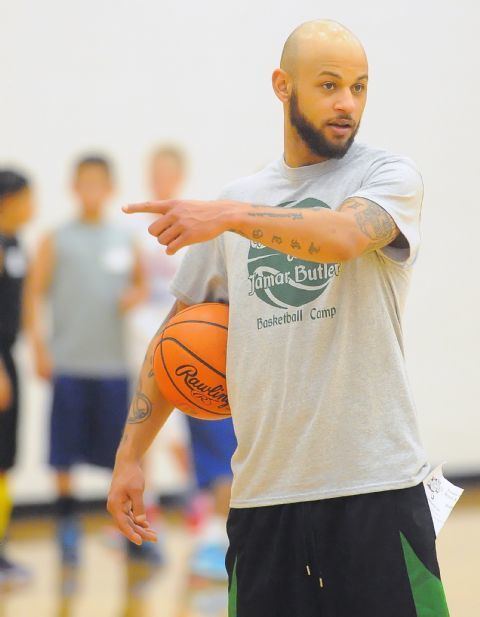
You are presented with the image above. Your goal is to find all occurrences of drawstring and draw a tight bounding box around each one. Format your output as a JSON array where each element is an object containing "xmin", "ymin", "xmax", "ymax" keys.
[
  {"xmin": 301, "ymin": 502, "xmax": 312, "ymax": 577},
  {"xmin": 302, "ymin": 501, "xmax": 326, "ymax": 589}
]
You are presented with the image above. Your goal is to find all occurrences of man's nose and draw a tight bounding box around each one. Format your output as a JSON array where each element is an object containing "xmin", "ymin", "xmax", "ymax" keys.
[{"xmin": 333, "ymin": 88, "xmax": 356, "ymax": 115}]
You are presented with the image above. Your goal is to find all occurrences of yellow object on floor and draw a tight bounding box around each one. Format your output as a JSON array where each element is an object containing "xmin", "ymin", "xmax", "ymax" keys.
[{"xmin": 0, "ymin": 475, "xmax": 13, "ymax": 541}]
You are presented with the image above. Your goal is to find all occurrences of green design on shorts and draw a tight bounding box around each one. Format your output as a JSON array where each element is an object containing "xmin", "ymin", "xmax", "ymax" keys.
[
  {"xmin": 400, "ymin": 531, "xmax": 449, "ymax": 616},
  {"xmin": 228, "ymin": 557, "xmax": 238, "ymax": 617}
]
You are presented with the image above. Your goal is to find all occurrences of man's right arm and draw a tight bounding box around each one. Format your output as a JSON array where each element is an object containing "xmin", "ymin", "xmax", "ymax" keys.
[{"xmin": 107, "ymin": 298, "xmax": 189, "ymax": 545}]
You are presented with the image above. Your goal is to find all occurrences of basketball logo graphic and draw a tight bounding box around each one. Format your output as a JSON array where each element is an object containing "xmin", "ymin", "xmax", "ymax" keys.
[{"xmin": 247, "ymin": 198, "xmax": 340, "ymax": 309}]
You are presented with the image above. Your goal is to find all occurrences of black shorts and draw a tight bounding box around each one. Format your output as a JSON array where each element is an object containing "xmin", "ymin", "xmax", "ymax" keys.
[
  {"xmin": 0, "ymin": 345, "xmax": 18, "ymax": 471},
  {"xmin": 225, "ymin": 482, "xmax": 450, "ymax": 617}
]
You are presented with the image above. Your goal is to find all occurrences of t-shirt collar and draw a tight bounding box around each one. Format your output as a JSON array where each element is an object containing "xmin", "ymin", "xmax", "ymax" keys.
[{"xmin": 277, "ymin": 141, "xmax": 360, "ymax": 182}]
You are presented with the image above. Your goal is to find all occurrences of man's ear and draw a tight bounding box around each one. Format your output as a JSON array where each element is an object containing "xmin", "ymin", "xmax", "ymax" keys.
[{"xmin": 272, "ymin": 68, "xmax": 291, "ymax": 103}]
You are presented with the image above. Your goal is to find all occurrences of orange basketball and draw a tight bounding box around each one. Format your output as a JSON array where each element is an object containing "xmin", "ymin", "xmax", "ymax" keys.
[{"xmin": 153, "ymin": 302, "xmax": 230, "ymax": 420}]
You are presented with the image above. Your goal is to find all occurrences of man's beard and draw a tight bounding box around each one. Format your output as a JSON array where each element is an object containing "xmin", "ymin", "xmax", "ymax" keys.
[{"xmin": 289, "ymin": 89, "xmax": 359, "ymax": 160}]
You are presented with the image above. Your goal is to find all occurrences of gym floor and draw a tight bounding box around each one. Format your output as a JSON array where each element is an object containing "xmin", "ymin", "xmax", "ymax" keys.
[{"xmin": 1, "ymin": 488, "xmax": 479, "ymax": 617}]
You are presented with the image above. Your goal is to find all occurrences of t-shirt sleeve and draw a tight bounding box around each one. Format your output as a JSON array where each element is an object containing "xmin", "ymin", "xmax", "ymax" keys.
[
  {"xmin": 346, "ymin": 156, "xmax": 424, "ymax": 267},
  {"xmin": 169, "ymin": 236, "xmax": 229, "ymax": 305}
]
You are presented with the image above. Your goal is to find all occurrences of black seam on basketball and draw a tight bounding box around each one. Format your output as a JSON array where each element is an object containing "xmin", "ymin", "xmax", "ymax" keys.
[
  {"xmin": 160, "ymin": 337, "xmax": 226, "ymax": 379},
  {"xmin": 176, "ymin": 303, "xmax": 228, "ymax": 318},
  {"xmin": 155, "ymin": 337, "xmax": 229, "ymax": 417},
  {"xmin": 162, "ymin": 319, "xmax": 228, "ymax": 333},
  {"xmin": 158, "ymin": 337, "xmax": 215, "ymax": 415},
  {"xmin": 152, "ymin": 304, "xmax": 230, "ymax": 417}
]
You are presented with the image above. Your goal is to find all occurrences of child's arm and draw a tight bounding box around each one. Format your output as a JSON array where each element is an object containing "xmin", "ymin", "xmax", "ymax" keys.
[
  {"xmin": 119, "ymin": 245, "xmax": 149, "ymax": 314},
  {"xmin": 0, "ymin": 247, "xmax": 11, "ymax": 412},
  {"xmin": 23, "ymin": 235, "xmax": 55, "ymax": 380},
  {"xmin": 0, "ymin": 358, "xmax": 12, "ymax": 412}
]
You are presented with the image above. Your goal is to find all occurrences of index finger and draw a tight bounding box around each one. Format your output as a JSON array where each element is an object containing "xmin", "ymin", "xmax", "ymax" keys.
[{"xmin": 122, "ymin": 201, "xmax": 174, "ymax": 214}]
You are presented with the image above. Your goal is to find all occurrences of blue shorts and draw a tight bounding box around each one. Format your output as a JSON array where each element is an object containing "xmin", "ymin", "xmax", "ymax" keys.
[
  {"xmin": 186, "ymin": 415, "xmax": 237, "ymax": 490},
  {"xmin": 49, "ymin": 375, "xmax": 129, "ymax": 470}
]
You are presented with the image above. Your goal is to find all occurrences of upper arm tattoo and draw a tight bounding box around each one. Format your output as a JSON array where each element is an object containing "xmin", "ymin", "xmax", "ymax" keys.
[{"xmin": 338, "ymin": 197, "xmax": 400, "ymax": 253}]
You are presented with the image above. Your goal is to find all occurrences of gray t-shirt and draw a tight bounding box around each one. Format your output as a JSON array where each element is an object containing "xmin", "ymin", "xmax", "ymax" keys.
[
  {"xmin": 51, "ymin": 220, "xmax": 134, "ymax": 377},
  {"xmin": 170, "ymin": 141, "xmax": 430, "ymax": 508}
]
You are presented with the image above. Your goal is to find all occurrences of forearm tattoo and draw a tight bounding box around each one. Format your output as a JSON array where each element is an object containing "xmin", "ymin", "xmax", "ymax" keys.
[
  {"xmin": 127, "ymin": 379, "xmax": 153, "ymax": 424},
  {"xmin": 247, "ymin": 209, "xmax": 304, "ymax": 220},
  {"xmin": 147, "ymin": 352, "xmax": 155, "ymax": 378},
  {"xmin": 228, "ymin": 207, "xmax": 323, "ymax": 255},
  {"xmin": 126, "ymin": 302, "xmax": 181, "ymax": 425},
  {"xmin": 339, "ymin": 197, "xmax": 399, "ymax": 251},
  {"xmin": 227, "ymin": 228, "xmax": 249, "ymax": 238}
]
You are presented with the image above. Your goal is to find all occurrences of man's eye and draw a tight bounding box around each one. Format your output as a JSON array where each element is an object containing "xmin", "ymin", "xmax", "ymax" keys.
[
  {"xmin": 322, "ymin": 82, "xmax": 335, "ymax": 90},
  {"xmin": 353, "ymin": 83, "xmax": 365, "ymax": 93}
]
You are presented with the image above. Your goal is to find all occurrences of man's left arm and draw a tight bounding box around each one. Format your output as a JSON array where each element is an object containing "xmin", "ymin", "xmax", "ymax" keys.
[{"xmin": 123, "ymin": 198, "xmax": 401, "ymax": 263}]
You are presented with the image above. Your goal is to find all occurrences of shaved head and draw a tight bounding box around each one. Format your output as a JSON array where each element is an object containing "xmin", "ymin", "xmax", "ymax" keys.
[
  {"xmin": 273, "ymin": 19, "xmax": 368, "ymax": 164},
  {"xmin": 280, "ymin": 20, "xmax": 367, "ymax": 77}
]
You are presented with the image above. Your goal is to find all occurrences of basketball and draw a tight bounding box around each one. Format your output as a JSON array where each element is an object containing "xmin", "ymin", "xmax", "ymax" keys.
[{"xmin": 153, "ymin": 302, "xmax": 230, "ymax": 420}]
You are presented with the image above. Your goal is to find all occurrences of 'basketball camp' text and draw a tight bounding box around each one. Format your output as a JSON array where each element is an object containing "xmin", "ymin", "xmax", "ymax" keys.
[{"xmin": 257, "ymin": 306, "xmax": 337, "ymax": 330}]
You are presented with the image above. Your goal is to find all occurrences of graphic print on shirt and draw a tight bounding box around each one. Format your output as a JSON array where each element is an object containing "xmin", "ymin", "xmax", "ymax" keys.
[{"xmin": 247, "ymin": 198, "xmax": 341, "ymax": 312}]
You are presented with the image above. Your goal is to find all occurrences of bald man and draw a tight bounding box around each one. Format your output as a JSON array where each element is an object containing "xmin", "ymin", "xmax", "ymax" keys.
[{"xmin": 108, "ymin": 20, "xmax": 450, "ymax": 616}]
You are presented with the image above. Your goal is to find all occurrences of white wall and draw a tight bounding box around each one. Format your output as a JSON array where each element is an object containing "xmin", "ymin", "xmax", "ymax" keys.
[{"xmin": 1, "ymin": 0, "xmax": 478, "ymax": 502}]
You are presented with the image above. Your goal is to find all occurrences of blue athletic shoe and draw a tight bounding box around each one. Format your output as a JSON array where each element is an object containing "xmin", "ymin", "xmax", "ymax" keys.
[
  {"xmin": 127, "ymin": 539, "xmax": 165, "ymax": 568},
  {"xmin": 57, "ymin": 517, "xmax": 80, "ymax": 566},
  {"xmin": 190, "ymin": 543, "xmax": 228, "ymax": 582},
  {"xmin": 60, "ymin": 564, "xmax": 79, "ymax": 596},
  {"xmin": 0, "ymin": 556, "xmax": 32, "ymax": 587}
]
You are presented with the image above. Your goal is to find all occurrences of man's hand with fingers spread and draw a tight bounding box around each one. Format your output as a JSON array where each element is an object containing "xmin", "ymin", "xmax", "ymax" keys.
[
  {"xmin": 123, "ymin": 200, "xmax": 242, "ymax": 255},
  {"xmin": 107, "ymin": 458, "xmax": 158, "ymax": 545}
]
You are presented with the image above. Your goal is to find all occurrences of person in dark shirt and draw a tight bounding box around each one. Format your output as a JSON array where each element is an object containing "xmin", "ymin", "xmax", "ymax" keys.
[{"xmin": 0, "ymin": 169, "xmax": 34, "ymax": 585}]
